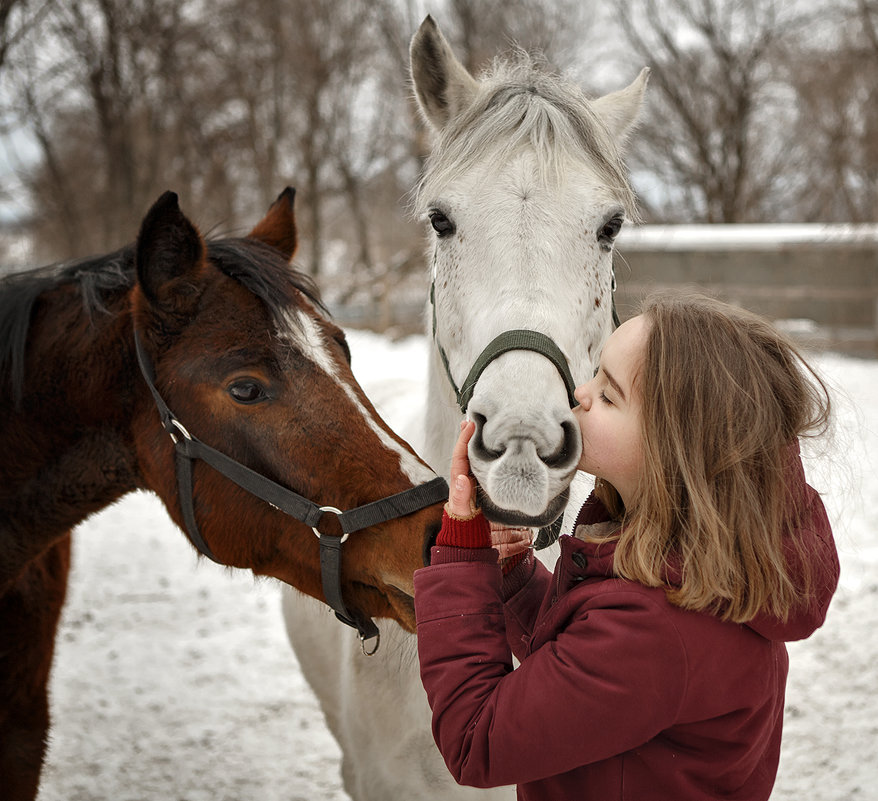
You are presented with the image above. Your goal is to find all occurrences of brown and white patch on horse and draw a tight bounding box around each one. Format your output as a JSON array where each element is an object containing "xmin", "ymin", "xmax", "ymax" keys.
[{"xmin": 277, "ymin": 307, "xmax": 435, "ymax": 487}]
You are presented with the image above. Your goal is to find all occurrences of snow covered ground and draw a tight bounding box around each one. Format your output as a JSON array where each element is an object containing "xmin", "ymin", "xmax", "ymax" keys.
[{"xmin": 36, "ymin": 330, "xmax": 877, "ymax": 801}]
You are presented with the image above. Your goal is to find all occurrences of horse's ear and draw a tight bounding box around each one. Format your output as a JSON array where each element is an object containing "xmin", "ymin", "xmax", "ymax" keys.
[
  {"xmin": 591, "ymin": 67, "xmax": 650, "ymax": 151},
  {"xmin": 136, "ymin": 191, "xmax": 206, "ymax": 320},
  {"xmin": 410, "ymin": 15, "xmax": 479, "ymax": 131},
  {"xmin": 247, "ymin": 187, "xmax": 298, "ymax": 261}
]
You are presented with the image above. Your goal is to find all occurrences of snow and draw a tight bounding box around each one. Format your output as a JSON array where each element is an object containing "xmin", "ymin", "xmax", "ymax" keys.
[{"xmin": 37, "ymin": 331, "xmax": 878, "ymax": 800}]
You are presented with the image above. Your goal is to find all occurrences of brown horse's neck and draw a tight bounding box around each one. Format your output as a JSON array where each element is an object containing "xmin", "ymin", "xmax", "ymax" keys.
[{"xmin": 0, "ymin": 280, "xmax": 141, "ymax": 589}]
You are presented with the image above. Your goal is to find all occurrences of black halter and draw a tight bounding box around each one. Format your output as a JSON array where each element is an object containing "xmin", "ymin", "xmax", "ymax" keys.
[{"xmin": 133, "ymin": 331, "xmax": 448, "ymax": 654}]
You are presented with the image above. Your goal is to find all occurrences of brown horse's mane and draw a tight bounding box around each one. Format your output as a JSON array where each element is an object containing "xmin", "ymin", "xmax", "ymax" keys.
[{"xmin": 0, "ymin": 238, "xmax": 326, "ymax": 404}]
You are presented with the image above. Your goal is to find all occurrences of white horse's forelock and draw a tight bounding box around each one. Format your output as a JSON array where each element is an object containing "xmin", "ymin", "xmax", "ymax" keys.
[{"xmin": 414, "ymin": 55, "xmax": 638, "ymax": 220}]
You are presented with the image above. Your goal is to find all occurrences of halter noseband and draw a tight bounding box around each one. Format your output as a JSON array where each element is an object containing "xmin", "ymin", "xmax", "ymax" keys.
[
  {"xmin": 429, "ymin": 281, "xmax": 582, "ymax": 414},
  {"xmin": 134, "ymin": 331, "xmax": 448, "ymax": 654}
]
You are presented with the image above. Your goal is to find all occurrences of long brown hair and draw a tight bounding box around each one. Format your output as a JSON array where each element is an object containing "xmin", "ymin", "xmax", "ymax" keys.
[{"xmin": 595, "ymin": 292, "xmax": 831, "ymax": 622}]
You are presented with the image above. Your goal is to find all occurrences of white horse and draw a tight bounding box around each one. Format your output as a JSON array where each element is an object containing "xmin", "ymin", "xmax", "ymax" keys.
[{"xmin": 282, "ymin": 16, "xmax": 648, "ymax": 800}]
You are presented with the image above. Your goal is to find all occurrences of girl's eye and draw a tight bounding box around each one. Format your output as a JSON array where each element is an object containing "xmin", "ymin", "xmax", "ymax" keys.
[
  {"xmin": 599, "ymin": 390, "xmax": 613, "ymax": 406},
  {"xmin": 428, "ymin": 210, "xmax": 456, "ymax": 238},
  {"xmin": 228, "ymin": 380, "xmax": 268, "ymax": 405}
]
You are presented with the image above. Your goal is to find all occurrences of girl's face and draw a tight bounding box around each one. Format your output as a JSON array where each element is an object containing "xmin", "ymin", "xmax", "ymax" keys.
[{"xmin": 573, "ymin": 315, "xmax": 649, "ymax": 508}]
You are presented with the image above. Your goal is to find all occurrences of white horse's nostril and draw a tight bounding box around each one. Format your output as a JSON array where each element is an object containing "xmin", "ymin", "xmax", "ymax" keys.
[
  {"xmin": 470, "ymin": 412, "xmax": 503, "ymax": 460},
  {"xmin": 542, "ymin": 419, "xmax": 581, "ymax": 469}
]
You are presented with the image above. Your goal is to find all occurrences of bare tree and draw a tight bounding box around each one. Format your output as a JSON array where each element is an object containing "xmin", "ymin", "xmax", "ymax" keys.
[
  {"xmin": 443, "ymin": 0, "xmax": 591, "ymax": 75},
  {"xmin": 0, "ymin": 0, "xmax": 18, "ymax": 70},
  {"xmin": 5, "ymin": 0, "xmax": 246, "ymax": 258},
  {"xmin": 858, "ymin": 0, "xmax": 878, "ymax": 55},
  {"xmin": 0, "ymin": 0, "xmax": 34, "ymax": 72},
  {"xmin": 225, "ymin": 0, "xmax": 385, "ymax": 278},
  {"xmin": 615, "ymin": 0, "xmax": 819, "ymax": 223},
  {"xmin": 780, "ymin": 0, "xmax": 878, "ymax": 221}
]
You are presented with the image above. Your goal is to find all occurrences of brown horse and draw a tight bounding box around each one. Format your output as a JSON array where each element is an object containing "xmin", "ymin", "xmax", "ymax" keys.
[{"xmin": 0, "ymin": 188, "xmax": 445, "ymax": 800}]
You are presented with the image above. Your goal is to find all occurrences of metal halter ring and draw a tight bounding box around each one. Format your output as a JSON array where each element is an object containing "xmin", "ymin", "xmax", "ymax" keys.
[
  {"xmin": 311, "ymin": 506, "xmax": 348, "ymax": 541},
  {"xmin": 360, "ymin": 630, "xmax": 380, "ymax": 657}
]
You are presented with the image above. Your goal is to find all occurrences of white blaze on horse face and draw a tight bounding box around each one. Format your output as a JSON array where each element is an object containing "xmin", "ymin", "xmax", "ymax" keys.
[
  {"xmin": 428, "ymin": 150, "xmax": 618, "ymax": 524},
  {"xmin": 279, "ymin": 309, "xmax": 436, "ymax": 487}
]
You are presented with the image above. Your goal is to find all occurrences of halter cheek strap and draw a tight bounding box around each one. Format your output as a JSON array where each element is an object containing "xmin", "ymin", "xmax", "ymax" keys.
[{"xmin": 134, "ymin": 331, "xmax": 448, "ymax": 653}]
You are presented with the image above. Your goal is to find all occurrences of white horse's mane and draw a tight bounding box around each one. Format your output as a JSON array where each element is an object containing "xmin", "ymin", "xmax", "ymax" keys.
[{"xmin": 414, "ymin": 54, "xmax": 639, "ymax": 219}]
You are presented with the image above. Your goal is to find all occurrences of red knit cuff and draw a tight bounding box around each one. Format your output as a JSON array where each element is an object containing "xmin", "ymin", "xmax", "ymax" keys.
[{"xmin": 436, "ymin": 509, "xmax": 492, "ymax": 549}]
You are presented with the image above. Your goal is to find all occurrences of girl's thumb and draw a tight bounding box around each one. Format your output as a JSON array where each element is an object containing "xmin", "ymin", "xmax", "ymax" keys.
[{"xmin": 449, "ymin": 473, "xmax": 474, "ymax": 514}]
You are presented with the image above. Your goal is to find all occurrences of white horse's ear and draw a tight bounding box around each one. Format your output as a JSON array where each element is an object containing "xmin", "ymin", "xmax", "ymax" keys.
[
  {"xmin": 410, "ymin": 15, "xmax": 480, "ymax": 131},
  {"xmin": 591, "ymin": 67, "xmax": 650, "ymax": 149}
]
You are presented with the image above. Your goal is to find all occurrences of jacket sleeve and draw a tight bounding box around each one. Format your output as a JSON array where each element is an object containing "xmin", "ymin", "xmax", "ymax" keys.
[
  {"xmin": 428, "ymin": 510, "xmax": 552, "ymax": 660},
  {"xmin": 413, "ymin": 561, "xmax": 688, "ymax": 789},
  {"xmin": 498, "ymin": 493, "xmax": 611, "ymax": 655}
]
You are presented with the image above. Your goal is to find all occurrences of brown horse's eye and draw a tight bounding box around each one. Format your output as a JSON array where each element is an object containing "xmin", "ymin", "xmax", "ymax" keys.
[{"xmin": 228, "ymin": 380, "xmax": 268, "ymax": 405}]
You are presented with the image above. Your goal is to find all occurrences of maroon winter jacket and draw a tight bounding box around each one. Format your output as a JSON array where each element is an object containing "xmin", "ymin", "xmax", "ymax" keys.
[{"xmin": 414, "ymin": 456, "xmax": 838, "ymax": 800}]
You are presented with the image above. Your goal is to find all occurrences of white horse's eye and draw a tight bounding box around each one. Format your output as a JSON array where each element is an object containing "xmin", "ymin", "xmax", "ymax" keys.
[
  {"xmin": 597, "ymin": 215, "xmax": 624, "ymax": 249},
  {"xmin": 428, "ymin": 210, "xmax": 456, "ymax": 238}
]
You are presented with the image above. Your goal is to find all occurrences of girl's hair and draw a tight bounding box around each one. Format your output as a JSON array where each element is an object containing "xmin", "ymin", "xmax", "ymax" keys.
[{"xmin": 594, "ymin": 291, "xmax": 831, "ymax": 623}]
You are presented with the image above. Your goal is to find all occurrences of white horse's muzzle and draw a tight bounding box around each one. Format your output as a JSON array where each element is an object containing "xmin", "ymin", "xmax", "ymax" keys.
[{"xmin": 467, "ymin": 377, "xmax": 581, "ymax": 526}]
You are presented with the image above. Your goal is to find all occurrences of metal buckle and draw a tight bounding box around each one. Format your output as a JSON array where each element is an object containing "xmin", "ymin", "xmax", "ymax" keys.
[
  {"xmin": 168, "ymin": 418, "xmax": 192, "ymax": 445},
  {"xmin": 311, "ymin": 506, "xmax": 349, "ymax": 542}
]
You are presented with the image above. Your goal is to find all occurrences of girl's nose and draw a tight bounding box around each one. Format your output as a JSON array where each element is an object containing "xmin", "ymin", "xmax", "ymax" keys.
[{"xmin": 574, "ymin": 383, "xmax": 591, "ymax": 410}]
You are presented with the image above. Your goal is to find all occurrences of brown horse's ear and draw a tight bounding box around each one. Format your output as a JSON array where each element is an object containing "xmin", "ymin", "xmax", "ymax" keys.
[
  {"xmin": 247, "ymin": 187, "xmax": 298, "ymax": 262},
  {"xmin": 136, "ymin": 191, "xmax": 206, "ymax": 322}
]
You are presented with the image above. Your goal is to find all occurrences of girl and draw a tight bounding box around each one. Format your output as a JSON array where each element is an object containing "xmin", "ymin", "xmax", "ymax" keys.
[{"xmin": 414, "ymin": 292, "xmax": 838, "ymax": 801}]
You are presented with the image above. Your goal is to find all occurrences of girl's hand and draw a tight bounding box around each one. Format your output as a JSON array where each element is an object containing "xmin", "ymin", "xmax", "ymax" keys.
[
  {"xmin": 446, "ymin": 420, "xmax": 479, "ymax": 519},
  {"xmin": 489, "ymin": 523, "xmax": 534, "ymax": 559}
]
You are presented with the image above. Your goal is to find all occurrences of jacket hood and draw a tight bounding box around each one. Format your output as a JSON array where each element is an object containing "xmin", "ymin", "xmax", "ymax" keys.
[{"xmin": 572, "ymin": 468, "xmax": 839, "ymax": 643}]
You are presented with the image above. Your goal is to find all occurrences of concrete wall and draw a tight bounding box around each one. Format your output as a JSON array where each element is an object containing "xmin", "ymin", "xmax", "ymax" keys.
[{"xmin": 612, "ymin": 225, "xmax": 878, "ymax": 356}]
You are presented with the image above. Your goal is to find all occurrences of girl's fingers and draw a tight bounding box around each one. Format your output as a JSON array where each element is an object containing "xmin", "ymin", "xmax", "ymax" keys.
[
  {"xmin": 450, "ymin": 419, "xmax": 475, "ymax": 479},
  {"xmin": 446, "ymin": 420, "xmax": 478, "ymax": 517},
  {"xmin": 447, "ymin": 473, "xmax": 476, "ymax": 518},
  {"xmin": 489, "ymin": 523, "xmax": 533, "ymax": 558}
]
